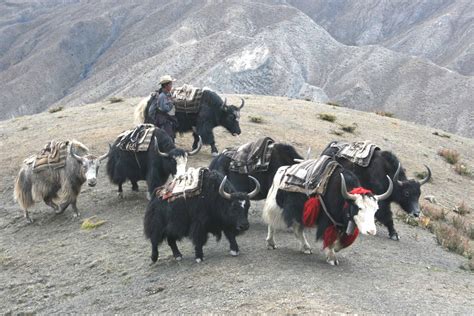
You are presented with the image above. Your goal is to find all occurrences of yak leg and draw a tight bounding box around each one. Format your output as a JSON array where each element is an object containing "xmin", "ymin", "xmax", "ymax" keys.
[
  {"xmin": 324, "ymin": 245, "xmax": 339, "ymax": 266},
  {"xmin": 131, "ymin": 180, "xmax": 139, "ymax": 192},
  {"xmin": 266, "ymin": 225, "xmax": 277, "ymax": 249},
  {"xmin": 117, "ymin": 183, "xmax": 124, "ymax": 199},
  {"xmin": 224, "ymin": 230, "xmax": 240, "ymax": 256},
  {"xmin": 376, "ymin": 201, "xmax": 399, "ymax": 241},
  {"xmin": 210, "ymin": 142, "xmax": 218, "ymax": 156},
  {"xmin": 192, "ymin": 132, "xmax": 200, "ymax": 150},
  {"xmin": 57, "ymin": 201, "xmax": 70, "ymax": 214},
  {"xmin": 23, "ymin": 208, "xmax": 33, "ymax": 224},
  {"xmin": 44, "ymin": 196, "xmax": 59, "ymax": 211},
  {"xmin": 167, "ymin": 238, "xmax": 183, "ymax": 261},
  {"xmin": 151, "ymin": 241, "xmax": 159, "ymax": 264},
  {"xmin": 292, "ymin": 223, "xmax": 312, "ymax": 254},
  {"xmin": 191, "ymin": 223, "xmax": 207, "ymax": 263},
  {"xmin": 71, "ymin": 200, "xmax": 80, "ymax": 218}
]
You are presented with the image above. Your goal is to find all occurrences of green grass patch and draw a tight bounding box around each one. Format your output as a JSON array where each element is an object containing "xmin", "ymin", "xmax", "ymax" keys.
[{"xmin": 318, "ymin": 113, "xmax": 336, "ymax": 122}]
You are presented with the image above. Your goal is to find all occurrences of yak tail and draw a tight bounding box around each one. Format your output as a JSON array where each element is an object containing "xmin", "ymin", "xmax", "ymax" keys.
[
  {"xmin": 106, "ymin": 148, "xmax": 118, "ymax": 183},
  {"xmin": 14, "ymin": 168, "xmax": 34, "ymax": 210},
  {"xmin": 133, "ymin": 96, "xmax": 149, "ymax": 125}
]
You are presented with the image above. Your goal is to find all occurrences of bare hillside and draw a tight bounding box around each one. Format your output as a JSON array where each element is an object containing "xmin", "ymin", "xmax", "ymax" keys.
[
  {"xmin": 0, "ymin": 95, "xmax": 473, "ymax": 313},
  {"xmin": 0, "ymin": 1, "xmax": 473, "ymax": 137}
]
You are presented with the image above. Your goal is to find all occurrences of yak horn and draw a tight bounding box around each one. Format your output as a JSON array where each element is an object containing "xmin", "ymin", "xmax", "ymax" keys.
[
  {"xmin": 247, "ymin": 176, "xmax": 261, "ymax": 199},
  {"xmin": 222, "ymin": 97, "xmax": 227, "ymax": 108},
  {"xmin": 187, "ymin": 136, "xmax": 202, "ymax": 156},
  {"xmin": 70, "ymin": 145, "xmax": 86, "ymax": 164},
  {"xmin": 306, "ymin": 147, "xmax": 311, "ymax": 160},
  {"xmin": 98, "ymin": 144, "xmax": 112, "ymax": 161},
  {"xmin": 219, "ymin": 176, "xmax": 232, "ymax": 200},
  {"xmin": 374, "ymin": 176, "xmax": 393, "ymax": 201},
  {"xmin": 154, "ymin": 136, "xmax": 169, "ymax": 157},
  {"xmin": 419, "ymin": 165, "xmax": 432, "ymax": 186},
  {"xmin": 393, "ymin": 163, "xmax": 403, "ymax": 186},
  {"xmin": 239, "ymin": 98, "xmax": 245, "ymax": 110},
  {"xmin": 340, "ymin": 173, "xmax": 358, "ymax": 201}
]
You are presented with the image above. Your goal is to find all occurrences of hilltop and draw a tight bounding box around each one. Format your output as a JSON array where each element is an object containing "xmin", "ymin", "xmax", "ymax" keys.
[{"xmin": 0, "ymin": 95, "xmax": 473, "ymax": 313}]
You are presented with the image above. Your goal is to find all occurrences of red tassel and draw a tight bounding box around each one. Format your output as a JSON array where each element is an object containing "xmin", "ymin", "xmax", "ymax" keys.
[
  {"xmin": 303, "ymin": 197, "xmax": 320, "ymax": 227},
  {"xmin": 349, "ymin": 187, "xmax": 372, "ymax": 195},
  {"xmin": 323, "ymin": 225, "xmax": 338, "ymax": 248},
  {"xmin": 340, "ymin": 227, "xmax": 359, "ymax": 248}
]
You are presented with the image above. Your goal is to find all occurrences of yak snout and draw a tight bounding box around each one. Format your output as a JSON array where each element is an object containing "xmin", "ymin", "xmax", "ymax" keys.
[
  {"xmin": 236, "ymin": 221, "xmax": 249, "ymax": 232},
  {"xmin": 88, "ymin": 178, "xmax": 97, "ymax": 187}
]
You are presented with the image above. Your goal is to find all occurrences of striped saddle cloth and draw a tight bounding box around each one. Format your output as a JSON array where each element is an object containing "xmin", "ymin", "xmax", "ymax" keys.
[
  {"xmin": 224, "ymin": 137, "xmax": 275, "ymax": 174},
  {"xmin": 24, "ymin": 140, "xmax": 69, "ymax": 172},
  {"xmin": 278, "ymin": 155, "xmax": 339, "ymax": 196},
  {"xmin": 322, "ymin": 140, "xmax": 379, "ymax": 167},
  {"xmin": 173, "ymin": 84, "xmax": 203, "ymax": 114},
  {"xmin": 117, "ymin": 124, "xmax": 155, "ymax": 152},
  {"xmin": 155, "ymin": 167, "xmax": 208, "ymax": 202}
]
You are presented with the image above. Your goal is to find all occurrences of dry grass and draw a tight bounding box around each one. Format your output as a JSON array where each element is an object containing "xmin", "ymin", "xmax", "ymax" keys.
[
  {"xmin": 318, "ymin": 113, "xmax": 336, "ymax": 122},
  {"xmin": 433, "ymin": 222, "xmax": 471, "ymax": 257},
  {"xmin": 438, "ymin": 148, "xmax": 460, "ymax": 165},
  {"xmin": 326, "ymin": 101, "xmax": 341, "ymax": 107},
  {"xmin": 375, "ymin": 111, "xmax": 395, "ymax": 118},
  {"xmin": 414, "ymin": 170, "xmax": 431, "ymax": 181},
  {"xmin": 432, "ymin": 131, "xmax": 451, "ymax": 138},
  {"xmin": 454, "ymin": 201, "xmax": 470, "ymax": 216},
  {"xmin": 340, "ymin": 123, "xmax": 357, "ymax": 133},
  {"xmin": 109, "ymin": 96, "xmax": 124, "ymax": 103},
  {"xmin": 81, "ymin": 216, "xmax": 107, "ymax": 230},
  {"xmin": 48, "ymin": 106, "xmax": 64, "ymax": 113},
  {"xmin": 421, "ymin": 202, "xmax": 446, "ymax": 221},
  {"xmin": 249, "ymin": 116, "xmax": 263, "ymax": 124},
  {"xmin": 454, "ymin": 162, "xmax": 471, "ymax": 177}
]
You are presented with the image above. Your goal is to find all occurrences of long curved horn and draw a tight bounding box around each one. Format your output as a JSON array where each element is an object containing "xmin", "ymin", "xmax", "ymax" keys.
[
  {"xmin": 374, "ymin": 175, "xmax": 393, "ymax": 201},
  {"xmin": 218, "ymin": 176, "xmax": 232, "ymax": 200},
  {"xmin": 247, "ymin": 176, "xmax": 261, "ymax": 199},
  {"xmin": 154, "ymin": 136, "xmax": 169, "ymax": 157},
  {"xmin": 222, "ymin": 97, "xmax": 227, "ymax": 108},
  {"xmin": 98, "ymin": 144, "xmax": 112, "ymax": 162},
  {"xmin": 393, "ymin": 163, "xmax": 403, "ymax": 186},
  {"xmin": 306, "ymin": 147, "xmax": 311, "ymax": 160},
  {"xmin": 187, "ymin": 136, "xmax": 202, "ymax": 156},
  {"xmin": 419, "ymin": 165, "xmax": 432, "ymax": 186},
  {"xmin": 238, "ymin": 97, "xmax": 244, "ymax": 110},
  {"xmin": 340, "ymin": 173, "xmax": 357, "ymax": 201}
]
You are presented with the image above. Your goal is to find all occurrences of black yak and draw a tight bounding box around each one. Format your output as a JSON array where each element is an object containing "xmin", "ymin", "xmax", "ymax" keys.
[
  {"xmin": 106, "ymin": 128, "xmax": 201, "ymax": 199},
  {"xmin": 144, "ymin": 169, "xmax": 260, "ymax": 263},
  {"xmin": 134, "ymin": 89, "xmax": 243, "ymax": 156}
]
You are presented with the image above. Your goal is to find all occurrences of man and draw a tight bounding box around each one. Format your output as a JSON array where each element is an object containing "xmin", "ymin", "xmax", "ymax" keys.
[{"xmin": 148, "ymin": 75, "xmax": 178, "ymax": 140}]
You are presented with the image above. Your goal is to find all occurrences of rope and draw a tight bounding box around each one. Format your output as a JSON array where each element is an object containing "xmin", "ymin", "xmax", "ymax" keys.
[{"xmin": 318, "ymin": 195, "xmax": 344, "ymax": 227}]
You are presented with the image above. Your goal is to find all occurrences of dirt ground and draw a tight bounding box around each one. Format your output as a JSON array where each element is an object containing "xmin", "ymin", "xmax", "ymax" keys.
[{"xmin": 1, "ymin": 95, "xmax": 473, "ymax": 313}]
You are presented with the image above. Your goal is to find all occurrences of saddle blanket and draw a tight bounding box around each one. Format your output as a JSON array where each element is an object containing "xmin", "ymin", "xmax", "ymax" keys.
[
  {"xmin": 278, "ymin": 155, "xmax": 339, "ymax": 196},
  {"xmin": 172, "ymin": 84, "xmax": 202, "ymax": 114},
  {"xmin": 155, "ymin": 167, "xmax": 208, "ymax": 202},
  {"xmin": 224, "ymin": 137, "xmax": 275, "ymax": 174},
  {"xmin": 323, "ymin": 140, "xmax": 379, "ymax": 167},
  {"xmin": 24, "ymin": 140, "xmax": 69, "ymax": 172},
  {"xmin": 117, "ymin": 124, "xmax": 155, "ymax": 152}
]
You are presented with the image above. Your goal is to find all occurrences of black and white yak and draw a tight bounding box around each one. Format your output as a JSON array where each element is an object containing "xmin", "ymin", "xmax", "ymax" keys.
[
  {"xmin": 144, "ymin": 170, "xmax": 260, "ymax": 263},
  {"xmin": 209, "ymin": 142, "xmax": 303, "ymax": 200},
  {"xmin": 14, "ymin": 140, "xmax": 109, "ymax": 223},
  {"xmin": 106, "ymin": 128, "xmax": 201, "ymax": 199},
  {"xmin": 134, "ymin": 89, "xmax": 243, "ymax": 156},
  {"xmin": 322, "ymin": 146, "xmax": 431, "ymax": 240},
  {"xmin": 263, "ymin": 165, "xmax": 393, "ymax": 265}
]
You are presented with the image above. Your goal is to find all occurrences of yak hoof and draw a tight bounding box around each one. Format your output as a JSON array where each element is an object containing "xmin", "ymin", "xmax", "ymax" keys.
[
  {"xmin": 389, "ymin": 233, "xmax": 400, "ymax": 241},
  {"xmin": 118, "ymin": 192, "xmax": 124, "ymax": 199},
  {"xmin": 175, "ymin": 256, "xmax": 183, "ymax": 261},
  {"xmin": 327, "ymin": 258, "xmax": 339, "ymax": 266},
  {"xmin": 195, "ymin": 258, "xmax": 204, "ymax": 263},
  {"xmin": 266, "ymin": 242, "xmax": 277, "ymax": 250},
  {"xmin": 211, "ymin": 152, "xmax": 219, "ymax": 157},
  {"xmin": 73, "ymin": 212, "xmax": 81, "ymax": 219},
  {"xmin": 25, "ymin": 216, "xmax": 33, "ymax": 224},
  {"xmin": 230, "ymin": 250, "xmax": 239, "ymax": 257},
  {"xmin": 301, "ymin": 248, "xmax": 312, "ymax": 255}
]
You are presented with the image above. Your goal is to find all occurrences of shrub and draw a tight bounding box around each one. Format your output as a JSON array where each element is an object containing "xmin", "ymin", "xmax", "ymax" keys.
[
  {"xmin": 375, "ymin": 111, "xmax": 395, "ymax": 118},
  {"xmin": 318, "ymin": 113, "xmax": 336, "ymax": 122},
  {"xmin": 421, "ymin": 202, "xmax": 445, "ymax": 221},
  {"xmin": 454, "ymin": 162, "xmax": 471, "ymax": 177},
  {"xmin": 414, "ymin": 170, "xmax": 431, "ymax": 181},
  {"xmin": 330, "ymin": 130, "xmax": 344, "ymax": 136},
  {"xmin": 340, "ymin": 124, "xmax": 356, "ymax": 133},
  {"xmin": 109, "ymin": 96, "xmax": 124, "ymax": 103},
  {"xmin": 432, "ymin": 131, "xmax": 451, "ymax": 138},
  {"xmin": 454, "ymin": 201, "xmax": 470, "ymax": 216},
  {"xmin": 48, "ymin": 106, "xmax": 63, "ymax": 113},
  {"xmin": 249, "ymin": 116, "xmax": 263, "ymax": 124},
  {"xmin": 326, "ymin": 101, "xmax": 341, "ymax": 107},
  {"xmin": 433, "ymin": 222, "xmax": 470, "ymax": 257},
  {"xmin": 438, "ymin": 148, "xmax": 460, "ymax": 165}
]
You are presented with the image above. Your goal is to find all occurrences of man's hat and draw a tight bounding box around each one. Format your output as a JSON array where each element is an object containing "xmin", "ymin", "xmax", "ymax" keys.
[{"xmin": 159, "ymin": 75, "xmax": 176, "ymax": 85}]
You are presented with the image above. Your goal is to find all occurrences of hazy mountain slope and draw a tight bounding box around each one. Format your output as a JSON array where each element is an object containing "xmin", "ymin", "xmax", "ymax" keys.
[
  {"xmin": 0, "ymin": 1, "xmax": 473, "ymax": 137},
  {"xmin": 288, "ymin": 0, "xmax": 474, "ymax": 76}
]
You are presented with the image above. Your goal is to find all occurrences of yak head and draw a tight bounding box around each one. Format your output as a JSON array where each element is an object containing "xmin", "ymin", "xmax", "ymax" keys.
[
  {"xmin": 70, "ymin": 142, "xmax": 110, "ymax": 187},
  {"xmin": 219, "ymin": 98, "xmax": 244, "ymax": 136},
  {"xmin": 393, "ymin": 163, "xmax": 431, "ymax": 217},
  {"xmin": 340, "ymin": 173, "xmax": 393, "ymax": 235},
  {"xmin": 218, "ymin": 175, "xmax": 260, "ymax": 232},
  {"xmin": 154, "ymin": 136, "xmax": 202, "ymax": 177}
]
